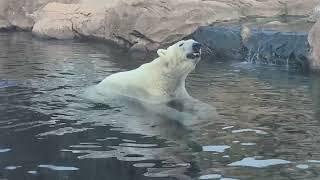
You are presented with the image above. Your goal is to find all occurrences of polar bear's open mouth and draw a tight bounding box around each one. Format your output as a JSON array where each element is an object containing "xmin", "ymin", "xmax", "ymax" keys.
[{"xmin": 186, "ymin": 52, "xmax": 201, "ymax": 59}]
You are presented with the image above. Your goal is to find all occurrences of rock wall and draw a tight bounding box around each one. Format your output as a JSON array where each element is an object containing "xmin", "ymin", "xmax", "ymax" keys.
[
  {"xmin": 0, "ymin": 0, "xmax": 79, "ymax": 30},
  {"xmin": 308, "ymin": 19, "xmax": 320, "ymax": 71},
  {"xmin": 0, "ymin": 0, "xmax": 318, "ymax": 50}
]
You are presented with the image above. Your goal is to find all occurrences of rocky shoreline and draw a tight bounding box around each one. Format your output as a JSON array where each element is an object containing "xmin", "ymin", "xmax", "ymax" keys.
[{"xmin": 0, "ymin": 0, "xmax": 319, "ymax": 71}]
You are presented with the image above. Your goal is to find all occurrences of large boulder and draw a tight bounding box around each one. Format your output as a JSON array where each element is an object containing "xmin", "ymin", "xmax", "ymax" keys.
[
  {"xmin": 31, "ymin": 3, "xmax": 86, "ymax": 39},
  {"xmin": 0, "ymin": 0, "xmax": 79, "ymax": 30},
  {"xmin": 308, "ymin": 19, "xmax": 320, "ymax": 71},
  {"xmin": 31, "ymin": 0, "xmax": 319, "ymax": 50},
  {"xmin": 32, "ymin": 1, "xmax": 242, "ymax": 49}
]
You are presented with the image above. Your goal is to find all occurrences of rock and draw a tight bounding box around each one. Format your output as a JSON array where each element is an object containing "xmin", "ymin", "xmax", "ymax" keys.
[
  {"xmin": 0, "ymin": 0, "xmax": 79, "ymax": 30},
  {"xmin": 0, "ymin": 20, "xmax": 11, "ymax": 30},
  {"xmin": 20, "ymin": 0, "xmax": 317, "ymax": 49},
  {"xmin": 1, "ymin": 0, "xmax": 319, "ymax": 51},
  {"xmin": 193, "ymin": 26, "xmax": 243, "ymax": 60},
  {"xmin": 235, "ymin": 0, "xmax": 284, "ymax": 17},
  {"xmin": 31, "ymin": 1, "xmax": 242, "ymax": 48},
  {"xmin": 0, "ymin": 0, "xmax": 11, "ymax": 30},
  {"xmin": 309, "ymin": 5, "xmax": 320, "ymax": 22},
  {"xmin": 308, "ymin": 20, "xmax": 320, "ymax": 71},
  {"xmin": 128, "ymin": 43, "xmax": 149, "ymax": 60},
  {"xmin": 32, "ymin": 2, "xmax": 84, "ymax": 39},
  {"xmin": 243, "ymin": 29, "xmax": 309, "ymax": 70},
  {"xmin": 32, "ymin": 18, "xmax": 75, "ymax": 39},
  {"xmin": 285, "ymin": 0, "xmax": 319, "ymax": 16},
  {"xmin": 193, "ymin": 25, "xmax": 310, "ymax": 70}
]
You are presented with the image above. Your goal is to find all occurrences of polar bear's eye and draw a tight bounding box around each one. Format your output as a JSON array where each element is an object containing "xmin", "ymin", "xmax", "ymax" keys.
[{"xmin": 179, "ymin": 43, "xmax": 184, "ymax": 47}]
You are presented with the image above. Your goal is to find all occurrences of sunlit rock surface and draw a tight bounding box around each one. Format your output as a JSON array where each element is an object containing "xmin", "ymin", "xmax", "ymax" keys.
[
  {"xmin": 0, "ymin": 0, "xmax": 318, "ymax": 49},
  {"xmin": 0, "ymin": 0, "xmax": 79, "ymax": 30},
  {"xmin": 308, "ymin": 19, "xmax": 320, "ymax": 71}
]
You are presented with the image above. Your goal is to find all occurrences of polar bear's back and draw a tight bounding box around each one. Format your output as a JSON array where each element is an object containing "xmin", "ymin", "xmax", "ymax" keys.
[{"xmin": 93, "ymin": 60, "xmax": 167, "ymax": 102}]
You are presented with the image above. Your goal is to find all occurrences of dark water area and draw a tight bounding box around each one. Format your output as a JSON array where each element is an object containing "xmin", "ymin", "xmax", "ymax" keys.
[{"xmin": 0, "ymin": 32, "xmax": 320, "ymax": 180}]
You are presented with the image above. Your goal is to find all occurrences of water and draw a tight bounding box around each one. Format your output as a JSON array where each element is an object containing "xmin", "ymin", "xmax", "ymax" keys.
[{"xmin": 0, "ymin": 32, "xmax": 320, "ymax": 180}]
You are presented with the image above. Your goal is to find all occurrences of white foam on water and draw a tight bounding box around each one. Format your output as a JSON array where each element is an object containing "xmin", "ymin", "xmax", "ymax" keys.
[
  {"xmin": 240, "ymin": 143, "xmax": 256, "ymax": 146},
  {"xmin": 5, "ymin": 166, "xmax": 21, "ymax": 170},
  {"xmin": 232, "ymin": 129, "xmax": 268, "ymax": 135},
  {"xmin": 0, "ymin": 148, "xmax": 11, "ymax": 153},
  {"xmin": 119, "ymin": 143, "xmax": 157, "ymax": 148},
  {"xmin": 38, "ymin": 127, "xmax": 92, "ymax": 136},
  {"xmin": 228, "ymin": 157, "xmax": 291, "ymax": 168},
  {"xmin": 133, "ymin": 163, "xmax": 156, "ymax": 168},
  {"xmin": 308, "ymin": 160, "xmax": 320, "ymax": 163},
  {"xmin": 27, "ymin": 170, "xmax": 38, "ymax": 174},
  {"xmin": 38, "ymin": 165, "xmax": 79, "ymax": 171},
  {"xmin": 222, "ymin": 126, "xmax": 234, "ymax": 130},
  {"xmin": 70, "ymin": 145, "xmax": 102, "ymax": 148},
  {"xmin": 199, "ymin": 174, "xmax": 222, "ymax": 179},
  {"xmin": 296, "ymin": 164, "xmax": 309, "ymax": 169},
  {"xmin": 61, "ymin": 149, "xmax": 84, "ymax": 154},
  {"xmin": 202, "ymin": 145, "xmax": 230, "ymax": 153},
  {"xmin": 96, "ymin": 137, "xmax": 119, "ymax": 141}
]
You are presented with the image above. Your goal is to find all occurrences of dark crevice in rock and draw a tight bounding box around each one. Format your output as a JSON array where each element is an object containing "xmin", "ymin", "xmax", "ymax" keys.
[
  {"xmin": 130, "ymin": 30, "xmax": 155, "ymax": 43},
  {"xmin": 113, "ymin": 34, "xmax": 134, "ymax": 48},
  {"xmin": 70, "ymin": 19, "xmax": 81, "ymax": 38}
]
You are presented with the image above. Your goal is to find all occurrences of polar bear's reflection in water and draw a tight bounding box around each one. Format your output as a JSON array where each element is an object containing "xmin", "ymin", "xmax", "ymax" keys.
[{"xmin": 84, "ymin": 39, "xmax": 218, "ymax": 134}]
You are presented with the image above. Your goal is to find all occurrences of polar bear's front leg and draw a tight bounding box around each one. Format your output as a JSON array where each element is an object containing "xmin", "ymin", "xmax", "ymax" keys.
[{"xmin": 167, "ymin": 97, "xmax": 219, "ymax": 121}]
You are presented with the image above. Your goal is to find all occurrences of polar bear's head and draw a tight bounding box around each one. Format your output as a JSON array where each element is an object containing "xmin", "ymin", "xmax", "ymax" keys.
[{"xmin": 157, "ymin": 39, "xmax": 202, "ymax": 75}]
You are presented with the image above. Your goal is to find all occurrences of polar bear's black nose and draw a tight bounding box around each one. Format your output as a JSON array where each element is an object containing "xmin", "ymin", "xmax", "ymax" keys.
[{"xmin": 192, "ymin": 42, "xmax": 201, "ymax": 52}]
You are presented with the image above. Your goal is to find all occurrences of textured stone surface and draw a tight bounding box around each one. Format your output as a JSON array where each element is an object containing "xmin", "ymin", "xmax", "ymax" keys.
[
  {"xmin": 0, "ymin": 0, "xmax": 79, "ymax": 30},
  {"xmin": 308, "ymin": 20, "xmax": 320, "ymax": 71},
  {"xmin": 0, "ymin": 0, "xmax": 318, "ymax": 48},
  {"xmin": 285, "ymin": 0, "xmax": 319, "ymax": 16},
  {"xmin": 0, "ymin": 0, "xmax": 318, "ymax": 52},
  {"xmin": 193, "ymin": 25, "xmax": 310, "ymax": 70},
  {"xmin": 309, "ymin": 5, "xmax": 320, "ymax": 22}
]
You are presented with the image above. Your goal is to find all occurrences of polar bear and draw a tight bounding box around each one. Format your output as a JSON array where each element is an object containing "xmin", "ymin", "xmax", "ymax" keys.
[
  {"xmin": 84, "ymin": 39, "xmax": 216, "ymax": 123},
  {"xmin": 95, "ymin": 39, "xmax": 202, "ymax": 104}
]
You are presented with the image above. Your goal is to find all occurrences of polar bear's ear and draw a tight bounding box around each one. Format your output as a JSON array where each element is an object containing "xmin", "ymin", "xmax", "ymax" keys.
[{"xmin": 157, "ymin": 49, "xmax": 167, "ymax": 58}]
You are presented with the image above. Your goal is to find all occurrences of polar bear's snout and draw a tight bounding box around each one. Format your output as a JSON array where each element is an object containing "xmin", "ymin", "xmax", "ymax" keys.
[
  {"xmin": 186, "ymin": 41, "xmax": 202, "ymax": 60},
  {"xmin": 192, "ymin": 42, "xmax": 201, "ymax": 53}
]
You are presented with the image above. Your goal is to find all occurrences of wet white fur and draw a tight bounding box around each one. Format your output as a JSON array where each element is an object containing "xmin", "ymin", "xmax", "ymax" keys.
[{"xmin": 94, "ymin": 39, "xmax": 200, "ymax": 103}]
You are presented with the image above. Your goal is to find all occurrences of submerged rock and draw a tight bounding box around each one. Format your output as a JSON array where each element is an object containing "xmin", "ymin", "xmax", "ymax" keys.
[
  {"xmin": 193, "ymin": 24, "xmax": 310, "ymax": 70},
  {"xmin": 243, "ymin": 29, "xmax": 309, "ymax": 70},
  {"xmin": 192, "ymin": 26, "xmax": 243, "ymax": 60}
]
